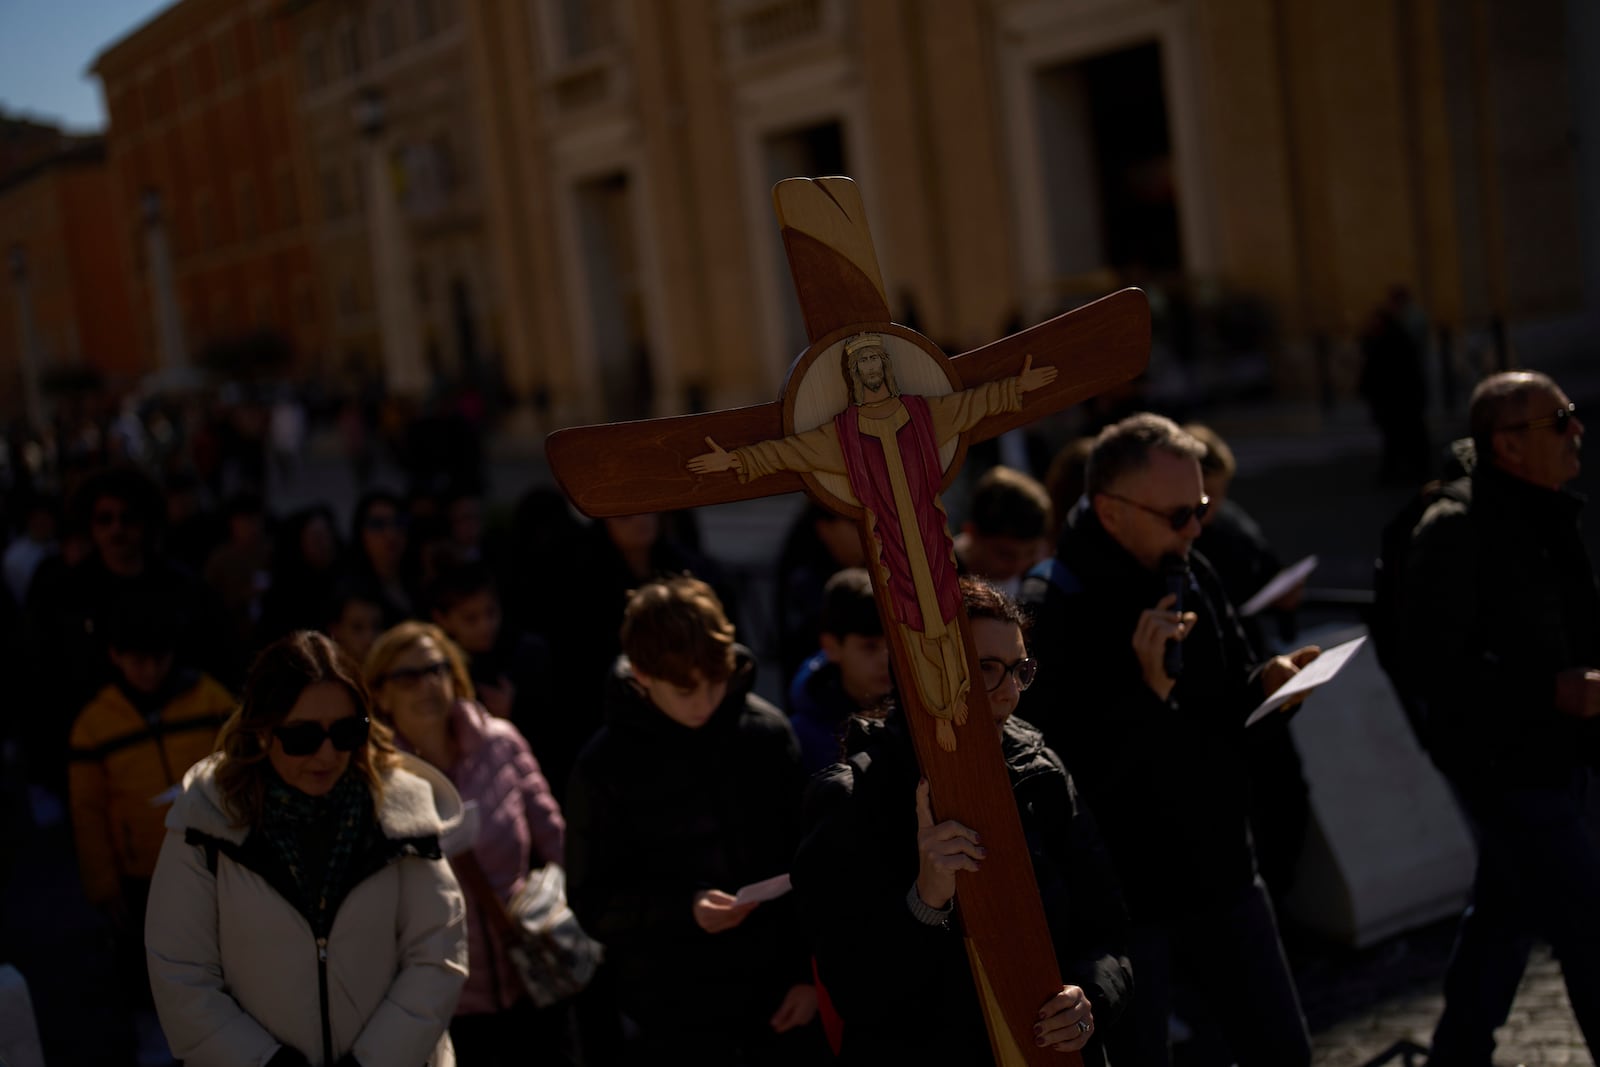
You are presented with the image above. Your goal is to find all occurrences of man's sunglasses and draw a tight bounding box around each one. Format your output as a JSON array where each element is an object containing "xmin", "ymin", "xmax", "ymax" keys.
[
  {"xmin": 272, "ymin": 716, "xmax": 370, "ymax": 757},
  {"xmin": 978, "ymin": 656, "xmax": 1038, "ymax": 693},
  {"xmin": 1103, "ymin": 492, "xmax": 1210, "ymax": 531},
  {"xmin": 1503, "ymin": 402, "xmax": 1577, "ymax": 435}
]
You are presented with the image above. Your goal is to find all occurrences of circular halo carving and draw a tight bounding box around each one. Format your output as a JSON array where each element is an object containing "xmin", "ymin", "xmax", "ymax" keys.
[{"xmin": 780, "ymin": 323, "xmax": 967, "ymax": 518}]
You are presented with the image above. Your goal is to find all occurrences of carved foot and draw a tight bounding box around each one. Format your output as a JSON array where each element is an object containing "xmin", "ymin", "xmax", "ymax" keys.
[{"xmin": 936, "ymin": 719, "xmax": 957, "ymax": 752}]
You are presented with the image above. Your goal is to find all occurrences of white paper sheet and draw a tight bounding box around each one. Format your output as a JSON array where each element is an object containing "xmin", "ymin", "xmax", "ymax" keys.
[
  {"xmin": 734, "ymin": 873, "xmax": 792, "ymax": 906},
  {"xmin": 1245, "ymin": 635, "xmax": 1367, "ymax": 726},
  {"xmin": 1240, "ymin": 554, "xmax": 1319, "ymax": 616}
]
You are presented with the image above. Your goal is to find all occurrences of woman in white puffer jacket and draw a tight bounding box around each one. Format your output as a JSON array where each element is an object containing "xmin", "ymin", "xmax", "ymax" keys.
[{"xmin": 146, "ymin": 630, "xmax": 470, "ymax": 1067}]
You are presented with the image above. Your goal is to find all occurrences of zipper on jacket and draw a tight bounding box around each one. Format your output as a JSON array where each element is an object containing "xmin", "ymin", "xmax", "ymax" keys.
[{"xmin": 316, "ymin": 936, "xmax": 333, "ymax": 1066}]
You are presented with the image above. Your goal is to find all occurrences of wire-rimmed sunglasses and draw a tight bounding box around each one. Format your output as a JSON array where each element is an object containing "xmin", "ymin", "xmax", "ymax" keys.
[
  {"xmin": 272, "ymin": 716, "xmax": 370, "ymax": 757},
  {"xmin": 978, "ymin": 656, "xmax": 1038, "ymax": 693},
  {"xmin": 1103, "ymin": 492, "xmax": 1210, "ymax": 531},
  {"xmin": 1503, "ymin": 402, "xmax": 1577, "ymax": 435}
]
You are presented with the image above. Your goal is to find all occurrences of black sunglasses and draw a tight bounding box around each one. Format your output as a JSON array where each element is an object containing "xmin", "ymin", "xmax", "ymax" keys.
[
  {"xmin": 272, "ymin": 716, "xmax": 370, "ymax": 757},
  {"xmin": 978, "ymin": 656, "xmax": 1038, "ymax": 693},
  {"xmin": 382, "ymin": 661, "xmax": 450, "ymax": 688},
  {"xmin": 1503, "ymin": 402, "xmax": 1576, "ymax": 435},
  {"xmin": 1103, "ymin": 492, "xmax": 1210, "ymax": 531}
]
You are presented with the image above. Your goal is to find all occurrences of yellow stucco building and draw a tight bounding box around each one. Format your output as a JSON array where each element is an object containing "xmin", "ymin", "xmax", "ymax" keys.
[{"xmin": 461, "ymin": 0, "xmax": 1596, "ymax": 428}]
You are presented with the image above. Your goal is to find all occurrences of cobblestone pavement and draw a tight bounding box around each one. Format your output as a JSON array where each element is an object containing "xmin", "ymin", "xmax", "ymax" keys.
[{"xmin": 1305, "ymin": 943, "xmax": 1591, "ymax": 1067}]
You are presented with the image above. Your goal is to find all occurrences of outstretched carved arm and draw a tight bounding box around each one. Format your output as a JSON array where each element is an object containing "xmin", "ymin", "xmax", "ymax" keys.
[{"xmin": 687, "ymin": 436, "xmax": 744, "ymax": 475}]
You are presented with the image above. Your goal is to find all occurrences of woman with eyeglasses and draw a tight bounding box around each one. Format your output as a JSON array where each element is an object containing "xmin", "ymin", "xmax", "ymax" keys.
[
  {"xmin": 791, "ymin": 577, "xmax": 1131, "ymax": 1064},
  {"xmin": 364, "ymin": 622, "xmax": 569, "ymax": 1067},
  {"xmin": 144, "ymin": 630, "xmax": 469, "ymax": 1067}
]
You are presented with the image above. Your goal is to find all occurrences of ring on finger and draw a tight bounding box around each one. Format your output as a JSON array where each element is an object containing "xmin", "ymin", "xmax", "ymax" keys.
[{"xmin": 1076, "ymin": 1019, "xmax": 1092, "ymax": 1035}]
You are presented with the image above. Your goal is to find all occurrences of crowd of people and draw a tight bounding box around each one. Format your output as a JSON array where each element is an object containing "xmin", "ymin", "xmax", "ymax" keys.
[{"xmin": 0, "ymin": 364, "xmax": 1595, "ymax": 1067}]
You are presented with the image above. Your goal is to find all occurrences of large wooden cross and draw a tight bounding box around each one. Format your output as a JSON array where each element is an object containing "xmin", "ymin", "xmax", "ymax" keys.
[{"xmin": 547, "ymin": 177, "xmax": 1148, "ymax": 1065}]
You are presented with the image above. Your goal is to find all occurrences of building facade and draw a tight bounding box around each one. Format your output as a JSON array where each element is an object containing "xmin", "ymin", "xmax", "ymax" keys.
[
  {"xmin": 0, "ymin": 131, "xmax": 140, "ymax": 427},
  {"xmin": 285, "ymin": 0, "xmax": 502, "ymax": 402},
  {"xmin": 462, "ymin": 0, "xmax": 1597, "ymax": 426},
  {"xmin": 91, "ymin": 0, "xmax": 328, "ymax": 384}
]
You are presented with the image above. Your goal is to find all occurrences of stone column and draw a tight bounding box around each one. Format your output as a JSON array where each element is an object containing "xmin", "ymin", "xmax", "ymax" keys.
[
  {"xmin": 141, "ymin": 190, "xmax": 187, "ymax": 375},
  {"xmin": 354, "ymin": 89, "xmax": 428, "ymax": 399}
]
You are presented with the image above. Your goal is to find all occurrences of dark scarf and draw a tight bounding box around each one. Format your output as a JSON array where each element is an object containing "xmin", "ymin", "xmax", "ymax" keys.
[{"xmin": 259, "ymin": 769, "xmax": 375, "ymax": 933}]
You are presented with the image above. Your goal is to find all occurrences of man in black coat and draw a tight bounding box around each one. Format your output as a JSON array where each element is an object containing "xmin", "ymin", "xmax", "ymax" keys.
[
  {"xmin": 792, "ymin": 577, "xmax": 1130, "ymax": 1064},
  {"xmin": 1020, "ymin": 413, "xmax": 1320, "ymax": 1067},
  {"xmin": 1403, "ymin": 371, "xmax": 1600, "ymax": 1065},
  {"xmin": 565, "ymin": 576, "xmax": 824, "ymax": 1066}
]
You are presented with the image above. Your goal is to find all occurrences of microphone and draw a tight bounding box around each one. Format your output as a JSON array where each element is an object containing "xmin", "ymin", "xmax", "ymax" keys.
[{"xmin": 1161, "ymin": 554, "xmax": 1189, "ymax": 681}]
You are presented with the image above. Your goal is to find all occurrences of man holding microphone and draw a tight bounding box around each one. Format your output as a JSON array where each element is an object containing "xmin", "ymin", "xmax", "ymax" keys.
[{"xmin": 1022, "ymin": 413, "xmax": 1320, "ymax": 1067}]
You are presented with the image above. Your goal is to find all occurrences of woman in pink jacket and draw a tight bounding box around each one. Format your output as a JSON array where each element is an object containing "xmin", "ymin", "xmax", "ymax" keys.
[{"xmin": 366, "ymin": 621, "xmax": 568, "ymax": 1066}]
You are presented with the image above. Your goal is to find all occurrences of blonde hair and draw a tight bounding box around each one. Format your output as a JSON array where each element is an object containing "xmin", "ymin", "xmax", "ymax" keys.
[
  {"xmin": 214, "ymin": 631, "xmax": 398, "ymax": 828},
  {"xmin": 363, "ymin": 621, "xmax": 477, "ymax": 724}
]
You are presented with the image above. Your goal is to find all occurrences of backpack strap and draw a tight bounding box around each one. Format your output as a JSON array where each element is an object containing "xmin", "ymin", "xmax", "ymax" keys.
[{"xmin": 184, "ymin": 828, "xmax": 225, "ymax": 875}]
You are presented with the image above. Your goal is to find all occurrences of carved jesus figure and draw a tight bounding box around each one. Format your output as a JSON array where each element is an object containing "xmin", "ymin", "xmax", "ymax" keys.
[{"xmin": 689, "ymin": 333, "xmax": 1056, "ymax": 749}]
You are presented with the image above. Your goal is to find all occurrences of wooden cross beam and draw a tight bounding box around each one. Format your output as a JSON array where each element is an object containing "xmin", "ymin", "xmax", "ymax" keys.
[{"xmin": 547, "ymin": 177, "xmax": 1148, "ymax": 1065}]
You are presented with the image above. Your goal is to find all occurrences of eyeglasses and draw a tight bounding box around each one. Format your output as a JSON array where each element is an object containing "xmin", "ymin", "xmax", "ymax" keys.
[
  {"xmin": 363, "ymin": 514, "xmax": 408, "ymax": 533},
  {"xmin": 1502, "ymin": 402, "xmax": 1577, "ymax": 435},
  {"xmin": 978, "ymin": 656, "xmax": 1037, "ymax": 693},
  {"xmin": 272, "ymin": 716, "xmax": 370, "ymax": 757},
  {"xmin": 1102, "ymin": 492, "xmax": 1210, "ymax": 531},
  {"xmin": 381, "ymin": 661, "xmax": 450, "ymax": 689}
]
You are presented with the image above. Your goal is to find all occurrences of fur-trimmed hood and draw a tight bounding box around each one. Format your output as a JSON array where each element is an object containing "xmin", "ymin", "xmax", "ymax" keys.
[{"xmin": 167, "ymin": 749, "xmax": 470, "ymax": 854}]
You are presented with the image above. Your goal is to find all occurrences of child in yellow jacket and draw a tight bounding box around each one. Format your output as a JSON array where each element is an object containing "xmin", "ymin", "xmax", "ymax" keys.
[{"xmin": 67, "ymin": 600, "xmax": 234, "ymax": 1008}]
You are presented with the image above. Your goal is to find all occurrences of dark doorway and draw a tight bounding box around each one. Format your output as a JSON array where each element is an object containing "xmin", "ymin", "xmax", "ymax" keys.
[
  {"xmin": 1035, "ymin": 41, "xmax": 1182, "ymax": 285},
  {"xmin": 574, "ymin": 172, "xmax": 654, "ymax": 421}
]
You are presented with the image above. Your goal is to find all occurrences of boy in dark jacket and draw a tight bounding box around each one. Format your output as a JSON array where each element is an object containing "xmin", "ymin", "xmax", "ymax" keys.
[
  {"xmin": 786, "ymin": 567, "xmax": 893, "ymax": 774},
  {"xmin": 566, "ymin": 576, "xmax": 825, "ymax": 1065}
]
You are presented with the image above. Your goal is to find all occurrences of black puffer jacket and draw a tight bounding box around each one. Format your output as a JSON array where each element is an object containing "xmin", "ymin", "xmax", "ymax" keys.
[
  {"xmin": 1403, "ymin": 462, "xmax": 1600, "ymax": 789},
  {"xmin": 1020, "ymin": 509, "xmax": 1268, "ymax": 922},
  {"xmin": 565, "ymin": 647, "xmax": 810, "ymax": 1027},
  {"xmin": 792, "ymin": 713, "xmax": 1131, "ymax": 1065}
]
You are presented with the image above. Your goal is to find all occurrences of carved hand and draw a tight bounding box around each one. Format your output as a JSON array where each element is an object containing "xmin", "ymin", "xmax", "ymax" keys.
[
  {"xmin": 687, "ymin": 436, "xmax": 741, "ymax": 475},
  {"xmin": 1016, "ymin": 354, "xmax": 1058, "ymax": 395}
]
